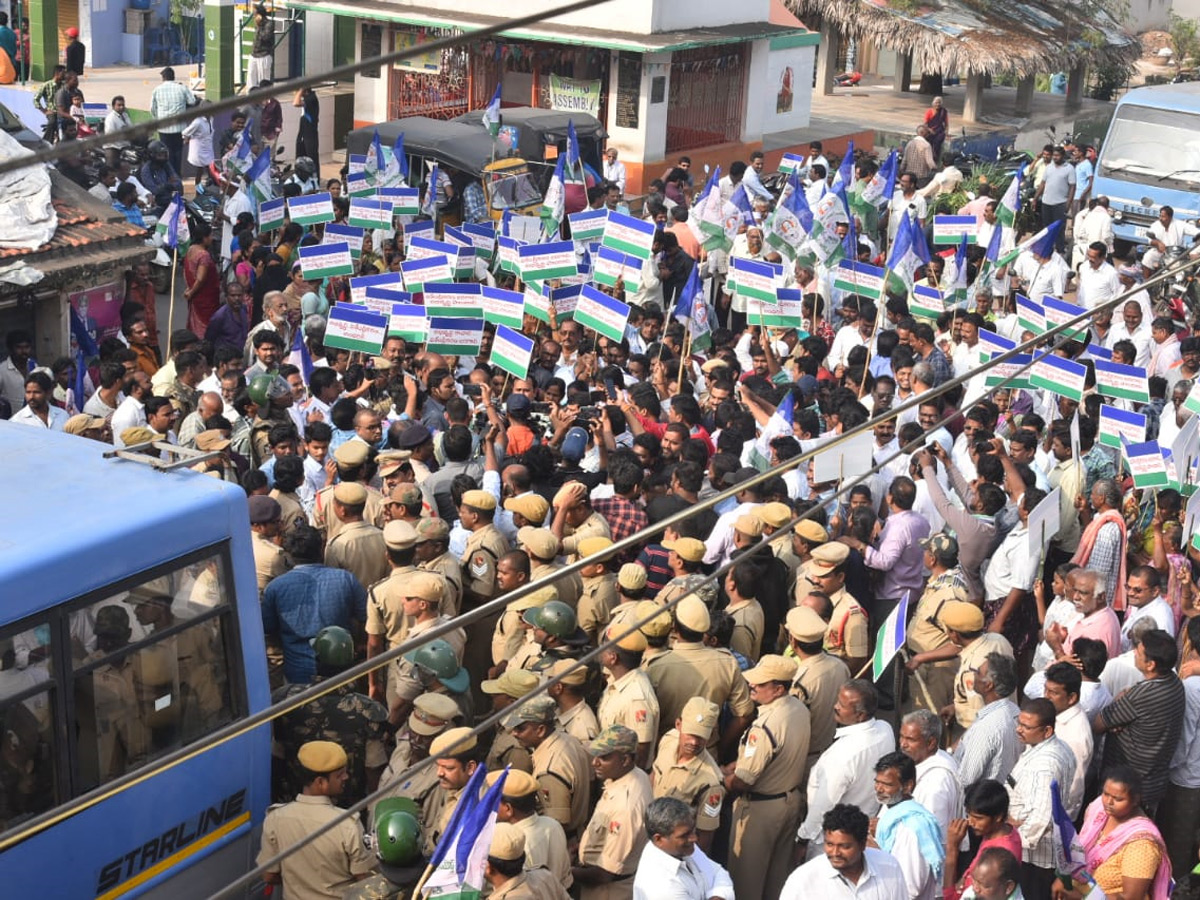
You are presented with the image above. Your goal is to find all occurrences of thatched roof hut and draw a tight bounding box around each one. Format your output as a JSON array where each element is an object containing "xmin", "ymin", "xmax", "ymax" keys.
[{"xmin": 786, "ymin": 0, "xmax": 1138, "ymax": 77}]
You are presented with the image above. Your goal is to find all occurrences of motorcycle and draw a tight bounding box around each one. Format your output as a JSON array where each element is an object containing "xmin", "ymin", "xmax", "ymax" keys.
[{"xmin": 1147, "ymin": 243, "xmax": 1199, "ymax": 330}]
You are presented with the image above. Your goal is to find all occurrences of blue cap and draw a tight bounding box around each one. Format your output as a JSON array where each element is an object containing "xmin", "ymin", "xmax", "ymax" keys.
[
  {"xmin": 797, "ymin": 374, "xmax": 818, "ymax": 395},
  {"xmin": 561, "ymin": 426, "xmax": 589, "ymax": 462},
  {"xmin": 506, "ymin": 394, "xmax": 531, "ymax": 415}
]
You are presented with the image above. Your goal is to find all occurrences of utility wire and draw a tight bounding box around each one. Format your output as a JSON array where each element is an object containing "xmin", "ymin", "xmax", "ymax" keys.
[{"xmin": 0, "ymin": 0, "xmax": 614, "ymax": 178}]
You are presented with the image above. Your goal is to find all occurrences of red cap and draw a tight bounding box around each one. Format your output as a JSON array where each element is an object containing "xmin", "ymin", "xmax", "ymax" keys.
[{"xmin": 66, "ymin": 27, "xmax": 79, "ymax": 37}]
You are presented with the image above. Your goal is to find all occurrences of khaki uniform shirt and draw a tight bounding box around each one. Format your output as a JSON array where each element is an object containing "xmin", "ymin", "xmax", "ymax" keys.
[
  {"xmin": 954, "ymin": 632, "xmax": 1015, "ymax": 728},
  {"xmin": 646, "ymin": 641, "xmax": 754, "ymax": 743},
  {"xmin": 509, "ymin": 636, "xmax": 545, "ymax": 674},
  {"xmin": 727, "ymin": 598, "xmax": 765, "ymax": 662},
  {"xmin": 770, "ymin": 535, "xmax": 803, "ymax": 589},
  {"xmin": 907, "ymin": 573, "xmax": 966, "ymax": 664},
  {"xmin": 577, "ymin": 573, "xmax": 618, "ymax": 644},
  {"xmin": 325, "ymin": 521, "xmax": 389, "ymax": 592},
  {"xmin": 561, "ymin": 511, "xmax": 612, "ymax": 560},
  {"xmin": 598, "ymin": 668, "xmax": 660, "ymax": 746},
  {"xmin": 651, "ymin": 729, "xmax": 725, "ymax": 831},
  {"xmin": 421, "ymin": 785, "xmax": 462, "ymax": 857},
  {"xmin": 419, "ymin": 552, "xmax": 463, "ymax": 617},
  {"xmin": 608, "ymin": 601, "xmax": 639, "ymax": 634},
  {"xmin": 257, "ymin": 794, "xmax": 376, "ymax": 900},
  {"xmin": 313, "ymin": 483, "xmax": 387, "ymax": 543},
  {"xmin": 271, "ymin": 489, "xmax": 309, "ymax": 543},
  {"xmin": 791, "ymin": 652, "xmax": 851, "ymax": 761},
  {"xmin": 490, "ymin": 869, "xmax": 572, "ymax": 900},
  {"xmin": 493, "ymin": 606, "xmax": 528, "ymax": 666},
  {"xmin": 824, "ymin": 587, "xmax": 869, "ymax": 661},
  {"xmin": 557, "ymin": 700, "xmax": 601, "ymax": 744},
  {"xmin": 462, "ymin": 524, "xmax": 509, "ymax": 605},
  {"xmin": 578, "ymin": 768, "xmax": 652, "ymax": 884},
  {"xmin": 487, "ymin": 729, "xmax": 534, "ymax": 774},
  {"xmin": 365, "ymin": 565, "xmax": 418, "ymax": 643},
  {"xmin": 162, "ymin": 378, "xmax": 198, "ymax": 421},
  {"xmin": 253, "ymin": 531, "xmax": 289, "ymax": 595},
  {"xmin": 531, "ymin": 729, "xmax": 593, "ymax": 837},
  {"xmin": 390, "ymin": 616, "xmax": 467, "ymax": 705},
  {"xmin": 733, "ymin": 694, "xmax": 811, "ymax": 794},
  {"xmin": 531, "ymin": 562, "xmax": 583, "ymax": 611},
  {"xmin": 514, "ymin": 814, "xmax": 573, "ymax": 887}
]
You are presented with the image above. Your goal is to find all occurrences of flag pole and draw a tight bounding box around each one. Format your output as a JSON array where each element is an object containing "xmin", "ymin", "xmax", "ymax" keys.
[
  {"xmin": 167, "ymin": 247, "xmax": 179, "ymax": 341},
  {"xmin": 677, "ymin": 327, "xmax": 691, "ymax": 394},
  {"xmin": 411, "ymin": 862, "xmax": 436, "ymax": 898}
]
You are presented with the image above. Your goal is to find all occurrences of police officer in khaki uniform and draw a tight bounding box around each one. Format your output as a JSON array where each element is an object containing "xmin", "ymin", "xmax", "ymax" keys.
[
  {"xmin": 371, "ymin": 693, "xmax": 460, "ymax": 827},
  {"xmin": 650, "ymin": 696, "xmax": 725, "ymax": 852},
  {"xmin": 607, "ymin": 565, "xmax": 647, "ymax": 633},
  {"xmin": 646, "ymin": 596, "xmax": 755, "ymax": 756},
  {"xmin": 490, "ymin": 551, "xmax": 532, "ymax": 671},
  {"xmin": 550, "ymin": 482, "xmax": 612, "ymax": 563},
  {"xmin": 485, "ymin": 823, "xmax": 572, "ymax": 900},
  {"xmin": 313, "ymin": 441, "xmax": 386, "ymax": 542},
  {"xmin": 249, "ymin": 495, "xmax": 289, "ymax": 596},
  {"xmin": 495, "ymin": 584, "xmax": 557, "ymax": 677},
  {"xmin": 384, "ymin": 481, "xmax": 424, "ymax": 524},
  {"xmin": 518, "ymin": 527, "xmax": 583, "ymax": 611},
  {"xmin": 573, "ymin": 725, "xmax": 653, "ymax": 900},
  {"xmin": 785, "ymin": 605, "xmax": 851, "ymax": 773},
  {"xmin": 903, "ymin": 534, "xmax": 968, "ymax": 715},
  {"xmin": 723, "ymin": 655, "xmax": 811, "ymax": 900},
  {"xmin": 942, "ymin": 600, "xmax": 1014, "ymax": 740},
  {"xmin": 258, "ymin": 741, "xmax": 377, "ymax": 897},
  {"xmin": 791, "ymin": 520, "xmax": 830, "ymax": 603},
  {"xmin": 507, "ymin": 695, "xmax": 592, "ymax": 839},
  {"xmin": 488, "ymin": 769, "xmax": 574, "ymax": 888},
  {"xmin": 654, "ymin": 538, "xmax": 714, "ymax": 610},
  {"xmin": 415, "ymin": 518, "xmax": 463, "ymax": 617},
  {"xmin": 546, "ymin": 658, "xmax": 600, "ymax": 744},
  {"xmin": 386, "ymin": 572, "xmax": 466, "ymax": 723},
  {"xmin": 808, "ymin": 542, "xmax": 869, "ymax": 673},
  {"xmin": 420, "ymin": 727, "xmax": 480, "ymax": 856},
  {"xmin": 596, "ymin": 624, "xmax": 659, "ymax": 769},
  {"xmin": 324, "ymin": 482, "xmax": 389, "ymax": 593},
  {"xmin": 635, "ymin": 601, "xmax": 674, "ymax": 668},
  {"xmin": 575, "ymin": 536, "xmax": 619, "ymax": 644},
  {"xmin": 364, "ymin": 520, "xmax": 419, "ymax": 703},
  {"xmin": 480, "ymin": 668, "xmax": 538, "ymax": 773},
  {"xmin": 460, "ymin": 489, "xmax": 510, "ymax": 703},
  {"xmin": 757, "ymin": 501, "xmax": 803, "ymax": 588},
  {"xmin": 519, "ymin": 601, "xmax": 589, "ymax": 677}
]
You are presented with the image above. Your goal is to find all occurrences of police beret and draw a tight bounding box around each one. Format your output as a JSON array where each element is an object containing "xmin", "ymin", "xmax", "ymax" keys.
[
  {"xmin": 120, "ymin": 426, "xmax": 161, "ymax": 446},
  {"xmin": 504, "ymin": 494, "xmax": 550, "ymax": 525},
  {"xmin": 406, "ymin": 572, "xmax": 443, "ymax": 605},
  {"xmin": 394, "ymin": 423, "xmax": 433, "ymax": 449},
  {"xmin": 743, "ymin": 654, "xmax": 798, "ymax": 685},
  {"xmin": 756, "ymin": 502, "xmax": 793, "ymax": 529},
  {"xmin": 334, "ymin": 481, "xmax": 368, "ymax": 506},
  {"xmin": 605, "ymin": 622, "xmax": 648, "ymax": 652},
  {"xmin": 63, "ymin": 414, "xmax": 108, "ymax": 435},
  {"xmin": 383, "ymin": 519, "xmax": 418, "ymax": 550},
  {"xmin": 461, "ymin": 489, "xmax": 495, "ymax": 511},
  {"xmin": 481, "ymin": 668, "xmax": 540, "ymax": 698},
  {"xmin": 635, "ymin": 600, "xmax": 673, "ymax": 637},
  {"xmin": 248, "ymin": 494, "xmax": 282, "ymax": 524},
  {"xmin": 517, "ymin": 526, "xmax": 560, "ymax": 560},
  {"xmin": 488, "ymin": 768, "xmax": 540, "ymax": 798},
  {"xmin": 546, "ymin": 658, "xmax": 589, "ymax": 686},
  {"xmin": 429, "ymin": 726, "xmax": 478, "ymax": 758},
  {"xmin": 334, "ymin": 441, "xmax": 369, "ymax": 467},
  {"xmin": 662, "ymin": 537, "xmax": 706, "ymax": 563},
  {"xmin": 675, "ymin": 595, "xmax": 711, "ymax": 633},
  {"xmin": 734, "ymin": 514, "xmax": 764, "ymax": 538},
  {"xmin": 679, "ymin": 697, "xmax": 720, "ymax": 738},
  {"xmin": 194, "ymin": 429, "xmax": 232, "ymax": 451},
  {"xmin": 578, "ymin": 536, "xmax": 614, "ymax": 560},
  {"xmin": 298, "ymin": 740, "xmax": 348, "ymax": 773},
  {"xmin": 617, "ymin": 563, "xmax": 648, "ymax": 591},
  {"xmin": 795, "ymin": 521, "xmax": 829, "ymax": 544},
  {"xmin": 489, "ymin": 822, "xmax": 526, "ymax": 861},
  {"xmin": 939, "ymin": 600, "xmax": 985, "ymax": 633}
]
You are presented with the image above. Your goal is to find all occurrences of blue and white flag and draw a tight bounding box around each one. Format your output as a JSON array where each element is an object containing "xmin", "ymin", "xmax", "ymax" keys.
[
  {"xmin": 872, "ymin": 591, "xmax": 909, "ymax": 682},
  {"xmin": 423, "ymin": 163, "xmax": 440, "ymax": 217},
  {"xmin": 246, "ymin": 147, "xmax": 273, "ymax": 208},
  {"xmin": 673, "ymin": 265, "xmax": 712, "ymax": 351},
  {"xmin": 482, "ymin": 84, "xmax": 502, "ymax": 138},
  {"xmin": 425, "ymin": 767, "xmax": 508, "ymax": 900}
]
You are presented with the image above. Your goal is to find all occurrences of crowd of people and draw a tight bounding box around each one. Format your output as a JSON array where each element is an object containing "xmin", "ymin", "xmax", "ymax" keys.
[{"xmin": 5, "ymin": 114, "xmax": 1200, "ymax": 900}]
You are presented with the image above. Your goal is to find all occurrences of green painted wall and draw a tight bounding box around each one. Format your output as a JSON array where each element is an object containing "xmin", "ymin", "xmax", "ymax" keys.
[{"xmin": 28, "ymin": 0, "xmax": 59, "ymax": 83}]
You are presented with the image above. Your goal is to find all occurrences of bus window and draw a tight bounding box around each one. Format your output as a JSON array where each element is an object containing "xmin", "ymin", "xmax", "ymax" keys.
[
  {"xmin": 0, "ymin": 635, "xmax": 59, "ymax": 829},
  {"xmin": 72, "ymin": 553, "xmax": 237, "ymax": 794}
]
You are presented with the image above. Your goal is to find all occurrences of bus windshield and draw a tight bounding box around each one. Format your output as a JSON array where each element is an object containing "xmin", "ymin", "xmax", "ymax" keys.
[{"xmin": 1099, "ymin": 104, "xmax": 1200, "ymax": 188}]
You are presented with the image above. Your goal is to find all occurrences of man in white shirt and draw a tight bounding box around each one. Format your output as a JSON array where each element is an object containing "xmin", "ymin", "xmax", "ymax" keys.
[
  {"xmin": 899, "ymin": 710, "xmax": 963, "ymax": 837},
  {"xmin": 1143, "ymin": 204, "xmax": 1200, "ymax": 272},
  {"xmin": 799, "ymin": 141, "xmax": 830, "ymax": 181},
  {"xmin": 1071, "ymin": 197, "xmax": 1114, "ymax": 268},
  {"xmin": 633, "ymin": 798, "xmax": 734, "ymax": 900},
  {"xmin": 872, "ymin": 753, "xmax": 944, "ymax": 900},
  {"xmin": 1121, "ymin": 566, "xmax": 1176, "ymax": 650},
  {"xmin": 1075, "ymin": 242, "xmax": 1120, "ymax": 311},
  {"xmin": 781, "ymin": 803, "xmax": 908, "ymax": 900},
  {"xmin": 1108, "ymin": 300, "xmax": 1153, "ymax": 368},
  {"xmin": 887, "ymin": 173, "xmax": 927, "ymax": 244},
  {"xmin": 954, "ymin": 654, "xmax": 1022, "ymax": 789},
  {"xmin": 11, "ymin": 371, "xmax": 69, "ymax": 431},
  {"xmin": 603, "ymin": 148, "xmax": 627, "ymax": 197},
  {"xmin": 796, "ymin": 681, "xmax": 896, "ymax": 854},
  {"xmin": 1012, "ymin": 246, "xmax": 1069, "ymax": 303},
  {"xmin": 220, "ymin": 178, "xmax": 255, "ymax": 267},
  {"xmin": 1042, "ymin": 662, "xmax": 1092, "ymax": 819},
  {"xmin": 111, "ymin": 371, "xmax": 151, "ymax": 447}
]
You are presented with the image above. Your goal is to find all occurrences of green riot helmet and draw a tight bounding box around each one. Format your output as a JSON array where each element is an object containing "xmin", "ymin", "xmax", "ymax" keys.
[
  {"xmin": 310, "ymin": 626, "xmax": 354, "ymax": 669},
  {"xmin": 521, "ymin": 600, "xmax": 579, "ymax": 640},
  {"xmin": 374, "ymin": 798, "xmax": 424, "ymax": 881},
  {"xmin": 404, "ymin": 639, "xmax": 469, "ymax": 694}
]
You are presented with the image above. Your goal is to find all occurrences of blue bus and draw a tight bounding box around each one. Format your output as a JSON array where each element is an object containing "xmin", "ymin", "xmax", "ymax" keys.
[
  {"xmin": 1092, "ymin": 82, "xmax": 1200, "ymax": 246},
  {"xmin": 0, "ymin": 424, "xmax": 271, "ymax": 898}
]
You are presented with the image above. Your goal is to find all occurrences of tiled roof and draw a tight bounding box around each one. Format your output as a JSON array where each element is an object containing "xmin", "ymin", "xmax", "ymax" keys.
[{"xmin": 0, "ymin": 173, "xmax": 148, "ymax": 263}]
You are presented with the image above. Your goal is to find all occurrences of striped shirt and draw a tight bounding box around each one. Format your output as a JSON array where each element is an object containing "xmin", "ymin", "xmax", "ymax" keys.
[
  {"xmin": 149, "ymin": 80, "xmax": 196, "ymax": 133},
  {"xmin": 955, "ymin": 698, "xmax": 1020, "ymax": 789},
  {"xmin": 1007, "ymin": 736, "xmax": 1076, "ymax": 869},
  {"xmin": 1100, "ymin": 673, "xmax": 1185, "ymax": 805}
]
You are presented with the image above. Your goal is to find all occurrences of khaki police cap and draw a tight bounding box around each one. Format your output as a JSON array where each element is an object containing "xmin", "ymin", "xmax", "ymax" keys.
[
  {"xmin": 675, "ymin": 595, "xmax": 711, "ymax": 633},
  {"xmin": 408, "ymin": 693, "xmax": 460, "ymax": 735},
  {"xmin": 406, "ymin": 572, "xmax": 444, "ymax": 606},
  {"xmin": 589, "ymin": 724, "xmax": 638, "ymax": 756},
  {"xmin": 662, "ymin": 537, "xmax": 706, "ymax": 563},
  {"xmin": 794, "ymin": 521, "xmax": 829, "ymax": 544},
  {"xmin": 504, "ymin": 494, "xmax": 550, "ymax": 525},
  {"xmin": 334, "ymin": 441, "xmax": 369, "ymax": 467},
  {"xmin": 415, "ymin": 517, "xmax": 450, "ymax": 542},
  {"xmin": 64, "ymin": 413, "xmax": 108, "ymax": 435},
  {"xmin": 370, "ymin": 356, "xmax": 393, "ymax": 371},
  {"xmin": 756, "ymin": 502, "xmax": 793, "ymax": 529},
  {"xmin": 743, "ymin": 654, "xmax": 799, "ymax": 685},
  {"xmin": 298, "ymin": 740, "xmax": 348, "ymax": 773},
  {"xmin": 635, "ymin": 600, "xmax": 673, "ymax": 637},
  {"xmin": 194, "ymin": 429, "xmax": 232, "ymax": 451},
  {"xmin": 786, "ymin": 605, "xmax": 827, "ymax": 642},
  {"xmin": 504, "ymin": 695, "xmax": 557, "ymax": 728},
  {"xmin": 507, "ymin": 584, "xmax": 558, "ymax": 612},
  {"xmin": 487, "ymin": 769, "xmax": 540, "ymax": 798},
  {"xmin": 517, "ymin": 526, "xmax": 560, "ymax": 560},
  {"xmin": 618, "ymin": 563, "xmax": 648, "ymax": 591},
  {"xmin": 429, "ymin": 726, "xmax": 478, "ymax": 758},
  {"xmin": 489, "ymin": 822, "xmax": 526, "ymax": 861},
  {"xmin": 939, "ymin": 600, "xmax": 985, "ymax": 633},
  {"xmin": 578, "ymin": 536, "xmax": 614, "ymax": 560},
  {"xmin": 734, "ymin": 514, "xmax": 764, "ymax": 537},
  {"xmin": 605, "ymin": 622, "xmax": 648, "ymax": 652},
  {"xmin": 334, "ymin": 481, "xmax": 368, "ymax": 506},
  {"xmin": 481, "ymin": 668, "xmax": 540, "ymax": 698},
  {"xmin": 120, "ymin": 426, "xmax": 161, "ymax": 446},
  {"xmin": 809, "ymin": 541, "xmax": 849, "ymax": 569},
  {"xmin": 383, "ymin": 519, "xmax": 418, "ymax": 550},
  {"xmin": 546, "ymin": 658, "xmax": 589, "ymax": 685},
  {"xmin": 378, "ymin": 459, "xmax": 405, "ymax": 477},
  {"xmin": 679, "ymin": 697, "xmax": 720, "ymax": 738},
  {"xmin": 461, "ymin": 489, "xmax": 496, "ymax": 511}
]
